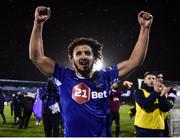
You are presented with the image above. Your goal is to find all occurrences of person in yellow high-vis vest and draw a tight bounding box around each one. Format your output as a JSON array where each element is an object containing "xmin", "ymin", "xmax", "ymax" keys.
[{"xmin": 134, "ymin": 71, "xmax": 172, "ymax": 137}]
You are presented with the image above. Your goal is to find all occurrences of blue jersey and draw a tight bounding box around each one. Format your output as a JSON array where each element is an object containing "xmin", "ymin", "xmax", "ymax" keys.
[{"xmin": 53, "ymin": 63, "xmax": 119, "ymax": 137}]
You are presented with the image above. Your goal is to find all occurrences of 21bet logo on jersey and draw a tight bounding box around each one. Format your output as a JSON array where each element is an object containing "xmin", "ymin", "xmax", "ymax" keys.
[
  {"xmin": 72, "ymin": 82, "xmax": 108, "ymax": 104},
  {"xmin": 72, "ymin": 83, "xmax": 91, "ymax": 104}
]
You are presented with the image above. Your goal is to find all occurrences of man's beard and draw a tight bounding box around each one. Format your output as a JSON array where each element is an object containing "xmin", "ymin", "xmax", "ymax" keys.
[{"xmin": 74, "ymin": 62, "xmax": 93, "ymax": 77}]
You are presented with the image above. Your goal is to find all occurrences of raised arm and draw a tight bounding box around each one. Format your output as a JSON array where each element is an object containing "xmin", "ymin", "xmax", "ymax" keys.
[
  {"xmin": 29, "ymin": 6, "xmax": 55, "ymax": 77},
  {"xmin": 117, "ymin": 11, "xmax": 153, "ymax": 78}
]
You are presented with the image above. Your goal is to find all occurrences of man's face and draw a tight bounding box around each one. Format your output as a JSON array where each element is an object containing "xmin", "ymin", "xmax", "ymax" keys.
[
  {"xmin": 70, "ymin": 45, "xmax": 95, "ymax": 76},
  {"xmin": 157, "ymin": 74, "xmax": 164, "ymax": 83},
  {"xmin": 144, "ymin": 74, "xmax": 157, "ymax": 87}
]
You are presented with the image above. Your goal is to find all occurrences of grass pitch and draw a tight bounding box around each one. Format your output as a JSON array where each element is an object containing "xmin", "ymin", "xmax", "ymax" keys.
[{"xmin": 0, "ymin": 105, "xmax": 135, "ymax": 137}]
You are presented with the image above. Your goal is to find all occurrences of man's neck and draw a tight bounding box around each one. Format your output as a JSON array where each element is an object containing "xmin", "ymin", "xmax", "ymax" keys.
[{"xmin": 75, "ymin": 71, "xmax": 94, "ymax": 79}]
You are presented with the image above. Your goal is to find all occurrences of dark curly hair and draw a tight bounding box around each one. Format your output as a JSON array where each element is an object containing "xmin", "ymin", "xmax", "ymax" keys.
[{"xmin": 68, "ymin": 37, "xmax": 103, "ymax": 60}]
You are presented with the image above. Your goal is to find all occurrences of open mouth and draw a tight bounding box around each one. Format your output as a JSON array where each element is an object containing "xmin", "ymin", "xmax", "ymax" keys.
[{"xmin": 79, "ymin": 59, "xmax": 89, "ymax": 65}]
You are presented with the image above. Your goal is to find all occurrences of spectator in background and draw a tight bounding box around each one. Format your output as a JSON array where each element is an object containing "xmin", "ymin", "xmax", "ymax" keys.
[
  {"xmin": 134, "ymin": 71, "xmax": 172, "ymax": 137},
  {"xmin": 33, "ymin": 88, "xmax": 43, "ymax": 126},
  {"xmin": 12, "ymin": 92, "xmax": 22, "ymax": 125},
  {"xmin": 39, "ymin": 78, "xmax": 61, "ymax": 137},
  {"xmin": 10, "ymin": 93, "xmax": 15, "ymax": 117},
  {"xmin": 13, "ymin": 92, "xmax": 24, "ymax": 125},
  {"xmin": 157, "ymin": 72, "xmax": 177, "ymax": 137},
  {"xmin": 18, "ymin": 93, "xmax": 35, "ymax": 129},
  {"xmin": 0, "ymin": 88, "xmax": 6, "ymax": 123},
  {"xmin": 128, "ymin": 73, "xmax": 177, "ymax": 119},
  {"xmin": 109, "ymin": 81, "xmax": 133, "ymax": 137}
]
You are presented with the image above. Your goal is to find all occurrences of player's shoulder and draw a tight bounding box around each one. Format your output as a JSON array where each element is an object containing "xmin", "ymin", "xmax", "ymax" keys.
[{"xmin": 101, "ymin": 65, "xmax": 117, "ymax": 72}]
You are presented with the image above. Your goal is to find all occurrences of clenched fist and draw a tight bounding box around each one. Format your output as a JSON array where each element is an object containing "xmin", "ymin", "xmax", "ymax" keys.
[
  {"xmin": 34, "ymin": 6, "xmax": 51, "ymax": 24},
  {"xmin": 138, "ymin": 11, "xmax": 153, "ymax": 28}
]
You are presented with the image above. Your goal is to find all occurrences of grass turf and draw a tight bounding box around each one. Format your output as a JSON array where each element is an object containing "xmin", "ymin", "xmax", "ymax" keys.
[
  {"xmin": 0, "ymin": 105, "xmax": 45, "ymax": 137},
  {"xmin": 0, "ymin": 105, "xmax": 135, "ymax": 137}
]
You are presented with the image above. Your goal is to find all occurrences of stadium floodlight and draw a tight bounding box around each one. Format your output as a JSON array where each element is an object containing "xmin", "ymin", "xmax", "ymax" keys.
[{"xmin": 93, "ymin": 60, "xmax": 103, "ymax": 71}]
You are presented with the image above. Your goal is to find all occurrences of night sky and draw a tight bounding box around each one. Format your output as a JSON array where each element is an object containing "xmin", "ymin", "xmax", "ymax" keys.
[{"xmin": 3, "ymin": 0, "xmax": 179, "ymax": 82}]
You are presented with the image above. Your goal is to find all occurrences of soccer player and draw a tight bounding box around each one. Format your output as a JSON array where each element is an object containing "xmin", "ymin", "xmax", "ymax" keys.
[
  {"xmin": 134, "ymin": 72, "xmax": 172, "ymax": 137},
  {"xmin": 29, "ymin": 6, "xmax": 153, "ymax": 137},
  {"xmin": 109, "ymin": 81, "xmax": 133, "ymax": 137}
]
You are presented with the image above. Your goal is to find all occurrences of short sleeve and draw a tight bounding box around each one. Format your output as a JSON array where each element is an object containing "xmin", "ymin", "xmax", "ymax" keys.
[
  {"xmin": 52, "ymin": 63, "xmax": 65, "ymax": 82},
  {"xmin": 102, "ymin": 65, "xmax": 119, "ymax": 85}
]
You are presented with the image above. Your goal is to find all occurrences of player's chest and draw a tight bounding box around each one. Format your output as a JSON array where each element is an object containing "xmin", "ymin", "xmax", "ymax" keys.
[{"xmin": 61, "ymin": 78, "xmax": 109, "ymax": 104}]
